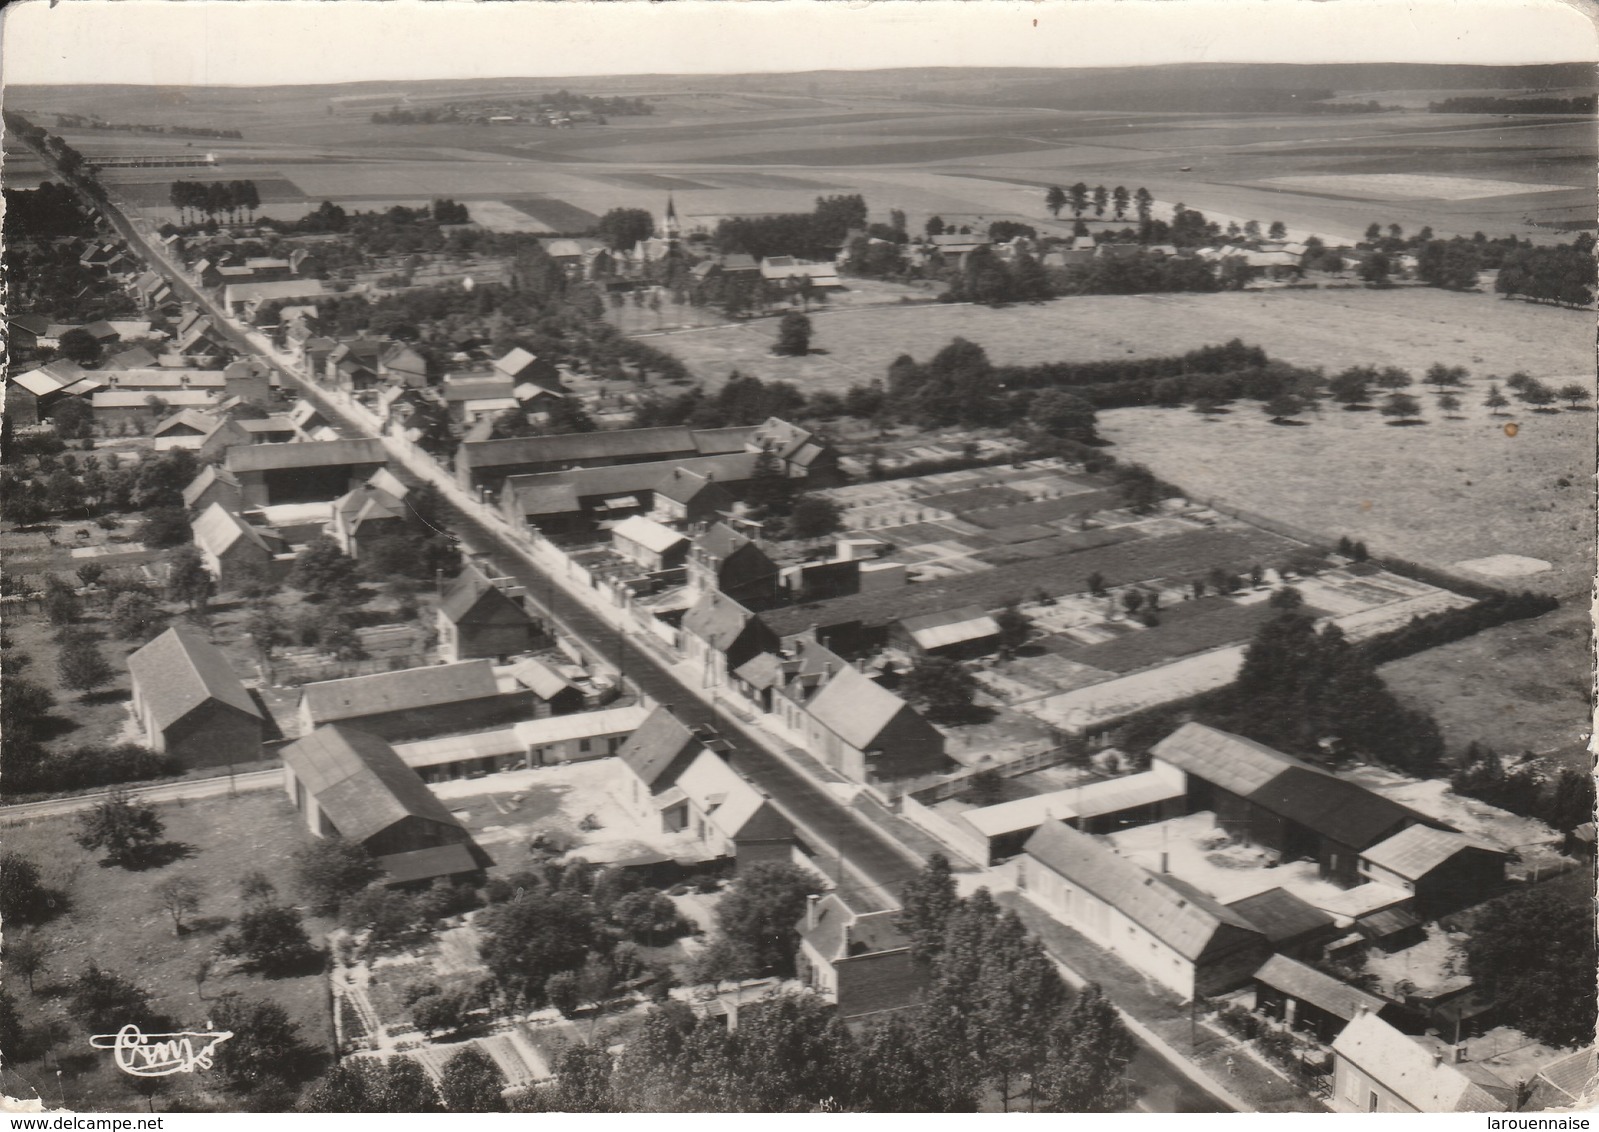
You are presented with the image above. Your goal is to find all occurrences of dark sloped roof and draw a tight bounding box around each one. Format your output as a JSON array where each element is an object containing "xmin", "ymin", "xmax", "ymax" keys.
[
  {"xmin": 282, "ymin": 725, "xmax": 461, "ymax": 844},
  {"xmin": 126, "ymin": 626, "xmax": 261, "ymax": 732},
  {"xmin": 1253, "ymin": 954, "xmax": 1387, "ymax": 1021},
  {"xmin": 1225, "ymin": 887, "xmax": 1335, "ymax": 945},
  {"xmin": 803, "ymin": 665, "xmax": 909, "ymax": 752},
  {"xmin": 655, "ymin": 467, "xmax": 721, "ymax": 506},
  {"xmin": 182, "ymin": 465, "xmax": 240, "ymax": 508},
  {"xmin": 437, "ymin": 565, "xmax": 530, "ymax": 626},
  {"xmin": 1023, "ymin": 820, "xmax": 1262, "ymax": 961},
  {"xmin": 301, "ymin": 660, "xmax": 502, "ymax": 724},
  {"xmin": 617, "ymin": 706, "xmax": 703, "ymax": 791},
  {"xmin": 463, "ymin": 425, "xmax": 697, "ymax": 469},
  {"xmin": 378, "ymin": 842, "xmax": 482, "ymax": 885},
  {"xmin": 1251, "ymin": 767, "xmax": 1424, "ymax": 850},
  {"xmin": 224, "ymin": 438, "xmax": 385, "ymax": 474}
]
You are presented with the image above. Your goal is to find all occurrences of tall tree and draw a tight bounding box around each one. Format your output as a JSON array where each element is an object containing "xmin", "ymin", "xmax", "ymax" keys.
[
  {"xmin": 1036, "ymin": 984, "xmax": 1135, "ymax": 1112},
  {"xmin": 897, "ymin": 852, "xmax": 959, "ymax": 963},
  {"xmin": 440, "ymin": 1046, "xmax": 507, "ymax": 1113},
  {"xmin": 711, "ymin": 862, "xmax": 819, "ymax": 978},
  {"xmin": 1044, "ymin": 186, "xmax": 1066, "ymax": 218}
]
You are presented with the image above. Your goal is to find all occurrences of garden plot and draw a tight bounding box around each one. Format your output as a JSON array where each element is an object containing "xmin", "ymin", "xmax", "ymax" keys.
[{"xmin": 1022, "ymin": 645, "xmax": 1248, "ymax": 734}]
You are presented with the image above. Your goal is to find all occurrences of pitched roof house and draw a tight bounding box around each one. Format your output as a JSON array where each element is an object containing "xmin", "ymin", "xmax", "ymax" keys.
[
  {"xmin": 1331, "ymin": 1010, "xmax": 1509, "ymax": 1112},
  {"xmin": 435, "ymin": 564, "xmax": 544, "ymax": 663},
  {"xmin": 190, "ymin": 502, "xmax": 287, "ymax": 591},
  {"xmin": 797, "ymin": 892, "xmax": 928, "ymax": 1021},
  {"xmin": 126, "ymin": 626, "xmax": 264, "ymax": 769},
  {"xmin": 666, "ymin": 748, "xmax": 794, "ymax": 868},
  {"xmin": 793, "ymin": 663, "xmax": 949, "ymax": 784},
  {"xmin": 1251, "ymin": 954, "xmax": 1390, "ymax": 1044},
  {"xmin": 1017, "ymin": 820, "xmax": 1270, "ymax": 999},
  {"xmin": 617, "ymin": 706, "xmax": 707, "ymax": 823},
  {"xmin": 182, "ymin": 465, "xmax": 244, "ymax": 513},
  {"xmin": 280, "ymin": 725, "xmax": 483, "ymax": 885},
  {"xmin": 681, "ymin": 590, "xmax": 780, "ymax": 688}
]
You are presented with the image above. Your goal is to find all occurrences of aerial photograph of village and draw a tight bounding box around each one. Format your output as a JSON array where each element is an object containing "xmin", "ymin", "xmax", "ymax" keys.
[{"xmin": 0, "ymin": 0, "xmax": 1593, "ymax": 1118}]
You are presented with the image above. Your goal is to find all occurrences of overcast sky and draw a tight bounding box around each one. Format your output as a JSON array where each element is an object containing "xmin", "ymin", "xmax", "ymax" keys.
[{"xmin": 3, "ymin": 0, "xmax": 1595, "ymax": 87}]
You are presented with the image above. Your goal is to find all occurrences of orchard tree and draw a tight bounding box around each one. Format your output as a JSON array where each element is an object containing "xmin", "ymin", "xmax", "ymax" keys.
[
  {"xmin": 76, "ymin": 787, "xmax": 166, "ymax": 866},
  {"xmin": 1484, "ymin": 384, "xmax": 1510, "ymax": 416},
  {"xmin": 1558, "ymin": 382, "xmax": 1588, "ymax": 410},
  {"xmin": 293, "ymin": 837, "xmax": 382, "ymax": 914},
  {"xmin": 110, "ymin": 591, "xmax": 168, "ymax": 641},
  {"xmin": 1436, "ymin": 392, "xmax": 1462, "ymax": 417},
  {"xmin": 165, "ymin": 546, "xmax": 215, "ymax": 611},
  {"xmin": 1381, "ymin": 393, "xmax": 1422, "ymax": 422},
  {"xmin": 153, "ymin": 874, "xmax": 203, "ymax": 935},
  {"xmin": 57, "ymin": 631, "xmax": 114, "ymax": 698},
  {"xmin": 903, "ymin": 656, "xmax": 981, "ymax": 723}
]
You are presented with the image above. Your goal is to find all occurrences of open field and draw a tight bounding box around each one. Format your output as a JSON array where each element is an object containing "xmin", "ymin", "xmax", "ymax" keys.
[
  {"xmin": 17, "ymin": 70, "xmax": 1590, "ymax": 242},
  {"xmin": 1099, "ymin": 391, "xmax": 1594, "ymax": 597},
  {"xmin": 644, "ymin": 286, "xmax": 1594, "ymax": 396},
  {"xmin": 0, "ymin": 791, "xmax": 334, "ymax": 1112},
  {"xmin": 1380, "ymin": 601, "xmax": 1593, "ymax": 761}
]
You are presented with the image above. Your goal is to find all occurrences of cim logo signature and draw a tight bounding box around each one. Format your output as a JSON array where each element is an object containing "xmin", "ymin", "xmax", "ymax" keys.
[{"xmin": 89, "ymin": 1024, "xmax": 234, "ymax": 1077}]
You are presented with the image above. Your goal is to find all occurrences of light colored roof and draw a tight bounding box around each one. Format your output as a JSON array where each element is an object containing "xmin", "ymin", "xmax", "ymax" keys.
[
  {"xmin": 681, "ymin": 590, "xmax": 759, "ymax": 652},
  {"xmin": 1023, "ymin": 820, "xmax": 1262, "ymax": 961},
  {"xmin": 505, "ymin": 657, "xmax": 572, "ymax": 701},
  {"xmin": 393, "ymin": 728, "xmax": 526, "ymax": 769},
  {"xmin": 224, "ymin": 438, "xmax": 385, "ymax": 474},
  {"xmin": 1253, "ymin": 954, "xmax": 1387, "ymax": 1021},
  {"xmin": 94, "ymin": 390, "xmax": 218, "ymax": 409},
  {"xmin": 1332, "ymin": 1012, "xmax": 1508, "ymax": 1112},
  {"xmin": 126, "ymin": 625, "xmax": 261, "ymax": 732},
  {"xmin": 281, "ymin": 725, "xmax": 461, "ymax": 844},
  {"xmin": 300, "ymin": 660, "xmax": 502, "ymax": 725},
  {"xmin": 502, "ymin": 453, "xmax": 760, "ymax": 517},
  {"xmin": 102, "ymin": 369, "xmax": 226, "ymax": 389},
  {"xmin": 1529, "ymin": 1047, "xmax": 1598, "ymax": 1110},
  {"xmin": 655, "ymin": 467, "xmax": 719, "ymax": 506},
  {"xmin": 675, "ymin": 749, "xmax": 788, "ymax": 843},
  {"xmin": 152, "ymin": 409, "xmax": 222, "ymax": 438},
  {"xmin": 799, "ymin": 892, "xmax": 910, "ymax": 962},
  {"xmin": 899, "ymin": 605, "xmax": 1000, "ymax": 651},
  {"xmin": 803, "ymin": 665, "xmax": 908, "ymax": 752},
  {"xmin": 611, "ymin": 514, "xmax": 689, "ymax": 557},
  {"xmin": 961, "ymin": 770, "xmax": 1185, "ymax": 839},
  {"xmin": 1360, "ymin": 825, "xmax": 1503, "ymax": 880},
  {"xmin": 1150, "ymin": 722, "xmax": 1306, "ymax": 797},
  {"xmin": 512, "ymin": 703, "xmax": 650, "ymax": 748},
  {"xmin": 191, "ymin": 502, "xmax": 279, "ymax": 558},
  {"xmin": 223, "ymin": 280, "xmax": 328, "ymax": 303}
]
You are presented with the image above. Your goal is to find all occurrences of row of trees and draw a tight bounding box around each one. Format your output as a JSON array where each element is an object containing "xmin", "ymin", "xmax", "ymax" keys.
[
  {"xmin": 1494, "ymin": 238, "xmax": 1596, "ymax": 308},
  {"xmin": 1044, "ymin": 183, "xmax": 1153, "ymax": 224},
  {"xmin": 169, "ymin": 179, "xmax": 262, "ymax": 225},
  {"xmin": 1450, "ymin": 743, "xmax": 1595, "ymax": 833},
  {"xmin": 713, "ymin": 194, "xmax": 868, "ymax": 262}
]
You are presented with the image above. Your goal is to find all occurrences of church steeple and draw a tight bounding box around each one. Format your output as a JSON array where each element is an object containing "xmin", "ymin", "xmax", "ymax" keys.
[{"xmin": 664, "ymin": 194, "xmax": 680, "ymax": 243}]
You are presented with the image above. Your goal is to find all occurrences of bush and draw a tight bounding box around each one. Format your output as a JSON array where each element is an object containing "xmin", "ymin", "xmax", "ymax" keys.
[{"xmin": 1217, "ymin": 1004, "xmax": 1260, "ymax": 1040}]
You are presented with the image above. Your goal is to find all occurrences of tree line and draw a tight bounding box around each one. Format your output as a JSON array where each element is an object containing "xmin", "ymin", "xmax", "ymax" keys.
[
  {"xmin": 1494, "ymin": 238, "xmax": 1595, "ymax": 307},
  {"xmin": 169, "ymin": 179, "xmax": 261, "ymax": 225},
  {"xmin": 714, "ymin": 194, "xmax": 868, "ymax": 262},
  {"xmin": 1429, "ymin": 95, "xmax": 1595, "ymax": 114}
]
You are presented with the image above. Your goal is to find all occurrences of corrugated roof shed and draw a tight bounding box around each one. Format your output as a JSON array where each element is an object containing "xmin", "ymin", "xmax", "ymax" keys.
[
  {"xmin": 1023, "ymin": 820, "xmax": 1262, "ymax": 961},
  {"xmin": 127, "ymin": 625, "xmax": 261, "ymax": 732},
  {"xmin": 803, "ymin": 665, "xmax": 909, "ymax": 753},
  {"xmin": 617, "ymin": 706, "xmax": 704, "ymax": 791},
  {"xmin": 282, "ymin": 725, "xmax": 462, "ymax": 844},
  {"xmin": 301, "ymin": 660, "xmax": 502, "ymax": 725},
  {"xmin": 225, "ymin": 438, "xmax": 385, "ymax": 474},
  {"xmin": 1360, "ymin": 825, "xmax": 1502, "ymax": 880},
  {"xmin": 1149, "ymin": 722, "xmax": 1305, "ymax": 797},
  {"xmin": 899, "ymin": 605, "xmax": 1001, "ymax": 651},
  {"xmin": 1253, "ymin": 954, "xmax": 1386, "ymax": 1021},
  {"xmin": 1332, "ymin": 1012, "xmax": 1507, "ymax": 1112}
]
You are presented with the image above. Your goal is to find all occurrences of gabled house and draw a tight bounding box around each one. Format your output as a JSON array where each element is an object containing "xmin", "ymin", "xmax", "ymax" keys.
[
  {"xmin": 222, "ymin": 358, "xmax": 275, "ymax": 404},
  {"xmin": 326, "ymin": 476, "xmax": 411, "ymax": 560},
  {"xmin": 617, "ymin": 706, "xmax": 707, "ymax": 825},
  {"xmin": 504, "ymin": 657, "xmax": 586, "ymax": 719},
  {"xmin": 653, "ymin": 467, "xmax": 736, "ymax": 527},
  {"xmin": 891, "ymin": 605, "xmax": 1002, "ymax": 660},
  {"xmin": 191, "ymin": 502, "xmax": 288, "ymax": 591},
  {"xmin": 127, "ymin": 626, "xmax": 264, "ymax": 770},
  {"xmin": 436, "ymin": 565, "xmax": 546, "ymax": 664},
  {"xmin": 681, "ymin": 590, "xmax": 780, "ymax": 689},
  {"xmin": 152, "ymin": 408, "xmax": 223, "ymax": 451},
  {"xmin": 493, "ymin": 346, "xmax": 561, "ymax": 393},
  {"xmin": 793, "ymin": 662, "xmax": 948, "ymax": 784},
  {"xmin": 1356, "ymin": 825, "xmax": 1508, "ymax": 919},
  {"xmin": 797, "ymin": 892, "xmax": 928, "ymax": 1022},
  {"xmin": 280, "ymin": 724, "xmax": 484, "ymax": 887},
  {"xmin": 666, "ymin": 748, "xmax": 794, "ymax": 868},
  {"xmin": 686, "ymin": 522, "xmax": 781, "ymax": 608},
  {"xmin": 1331, "ymin": 1010, "xmax": 1509, "ymax": 1112},
  {"xmin": 182, "ymin": 465, "xmax": 244, "ymax": 514},
  {"xmin": 1016, "ymin": 820, "xmax": 1271, "ymax": 1000},
  {"xmin": 379, "ymin": 342, "xmax": 431, "ymax": 388},
  {"xmin": 196, "ymin": 415, "xmax": 297, "ymax": 463}
]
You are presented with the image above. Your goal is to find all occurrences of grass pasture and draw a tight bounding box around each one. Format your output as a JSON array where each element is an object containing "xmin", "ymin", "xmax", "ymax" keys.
[{"xmin": 1, "ymin": 791, "xmax": 334, "ymax": 1113}]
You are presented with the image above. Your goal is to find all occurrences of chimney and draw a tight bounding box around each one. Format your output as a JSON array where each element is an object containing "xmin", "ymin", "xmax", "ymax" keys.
[
  {"xmin": 1453, "ymin": 1045, "xmax": 1467, "ymax": 1064},
  {"xmin": 805, "ymin": 893, "xmax": 819, "ymax": 931},
  {"xmin": 1432, "ymin": 1052, "xmax": 1445, "ymax": 1067},
  {"xmin": 1159, "ymin": 852, "xmax": 1168, "ymax": 874}
]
